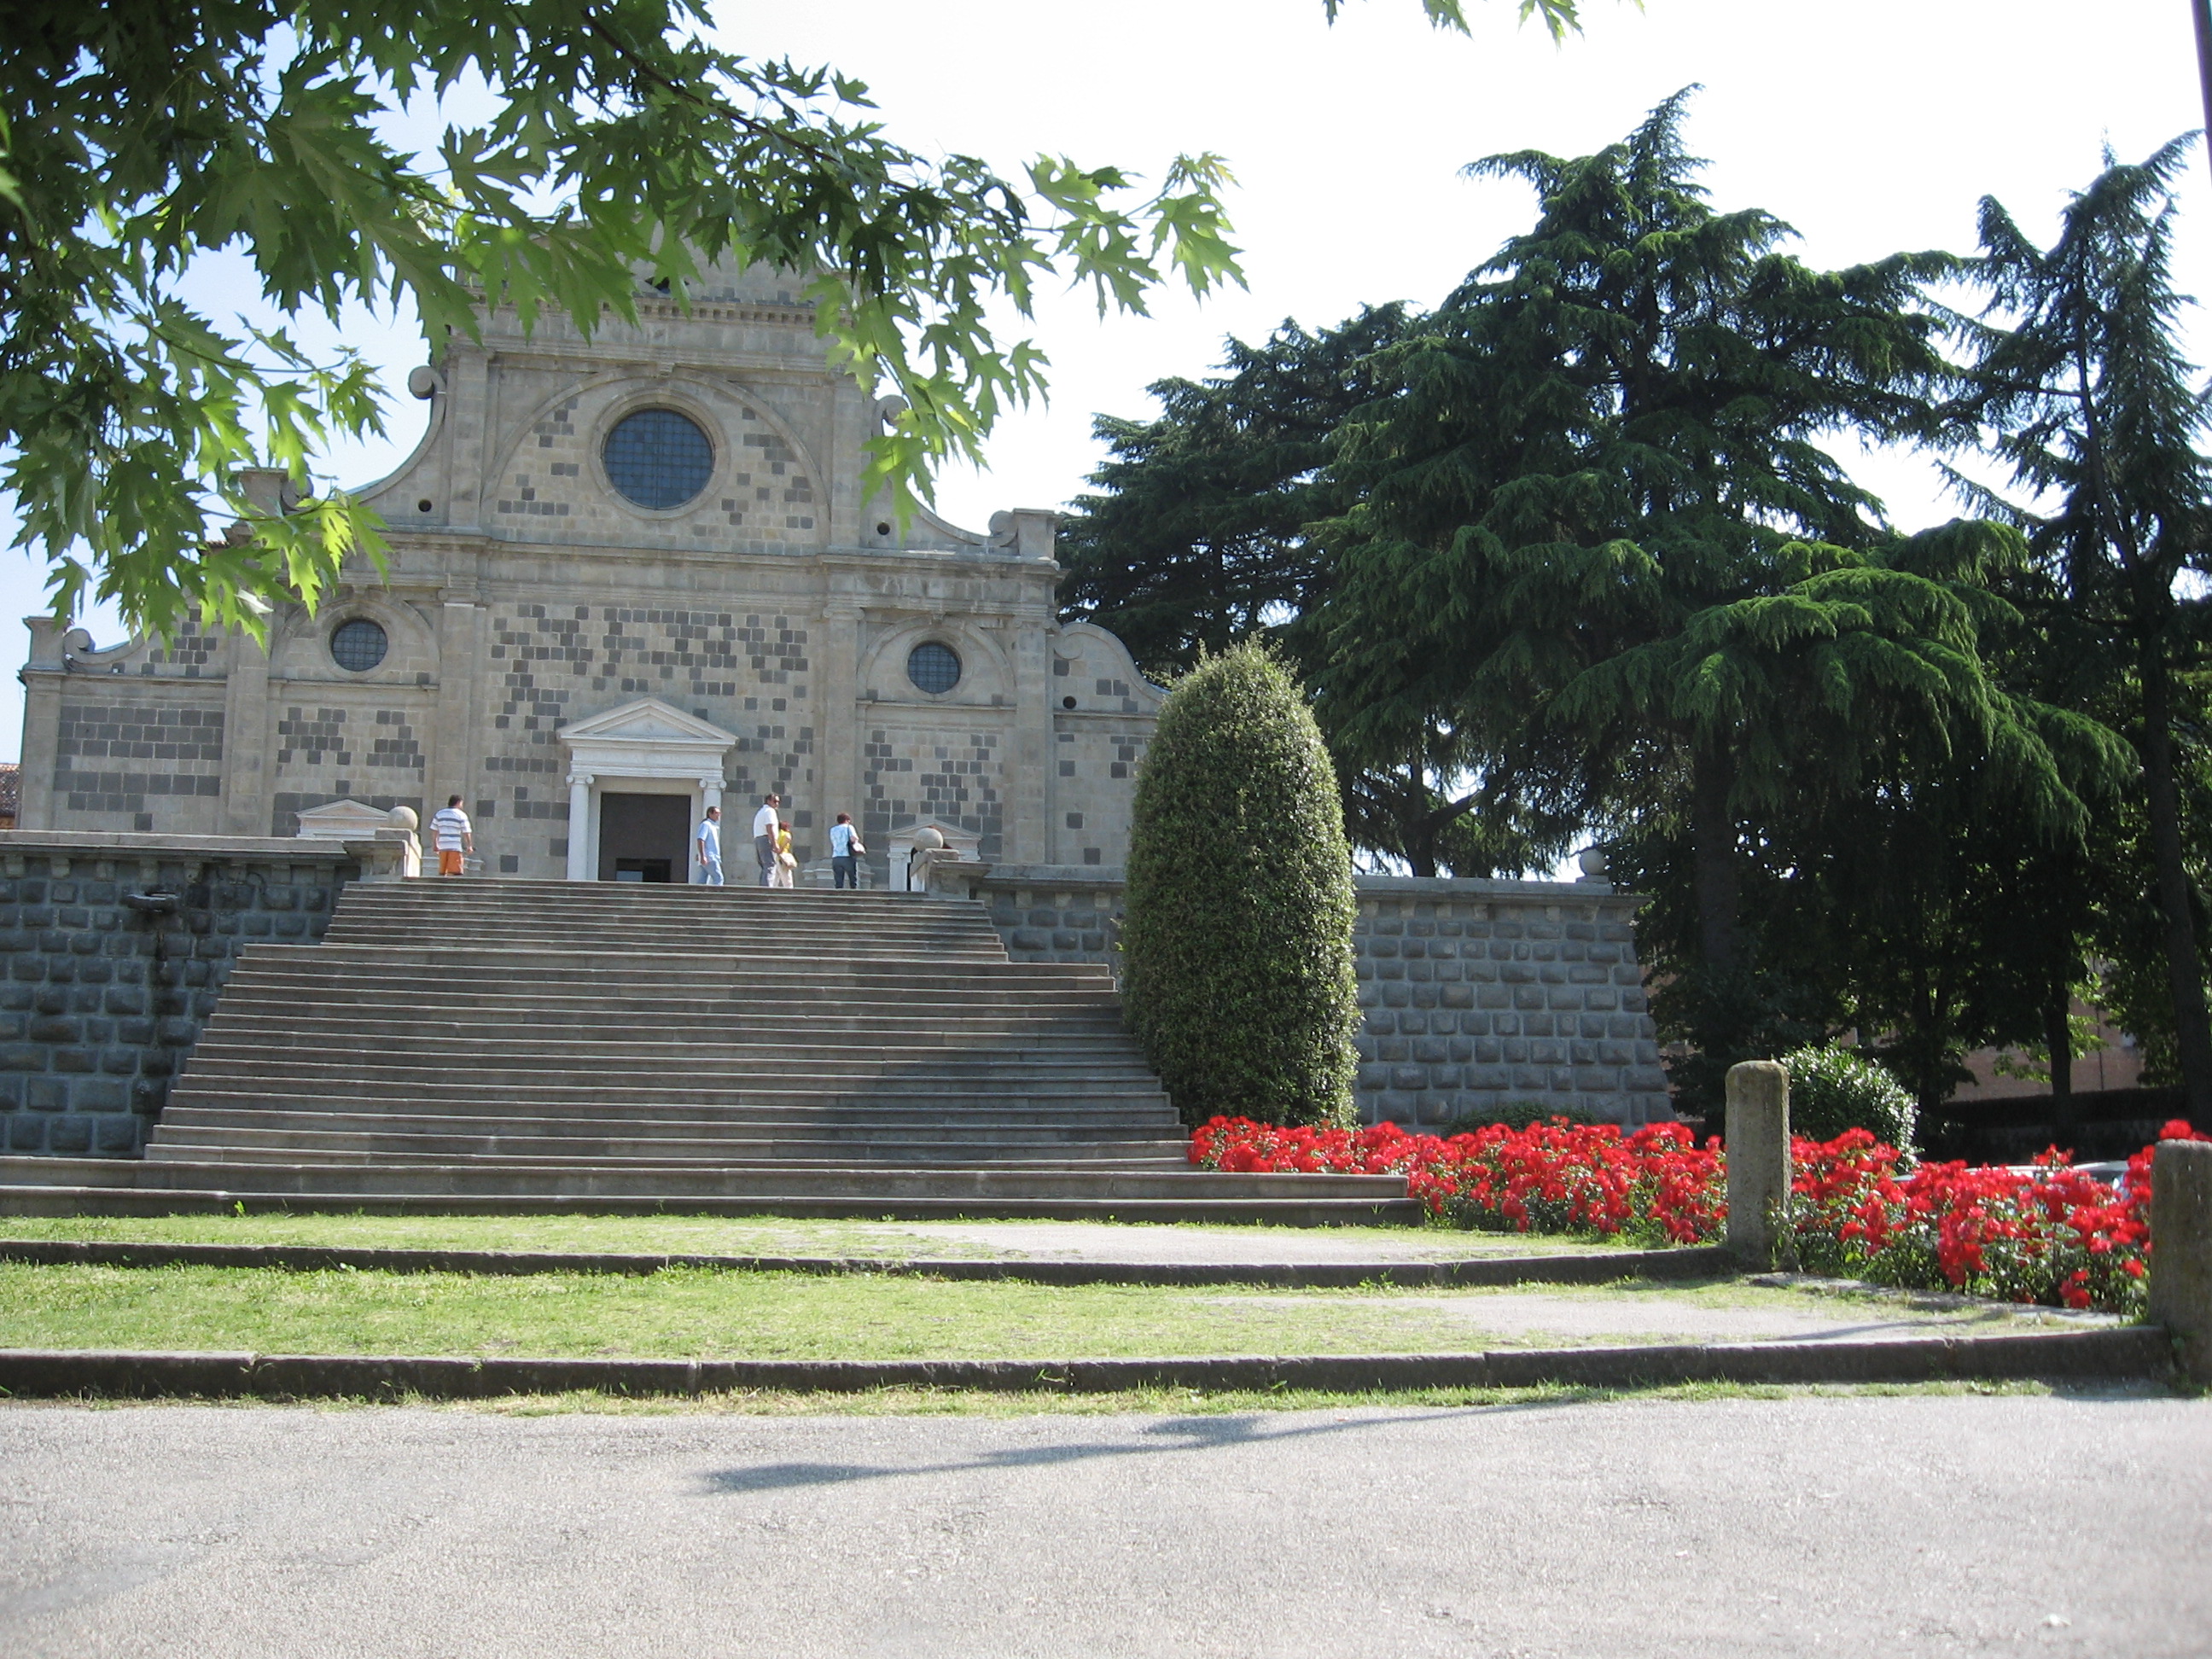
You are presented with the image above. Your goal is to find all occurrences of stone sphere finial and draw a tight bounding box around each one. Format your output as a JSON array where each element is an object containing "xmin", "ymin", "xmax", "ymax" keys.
[
  {"xmin": 916, "ymin": 826, "xmax": 946, "ymax": 851},
  {"xmin": 1576, "ymin": 846, "xmax": 1608, "ymax": 881},
  {"xmin": 387, "ymin": 806, "xmax": 419, "ymax": 830}
]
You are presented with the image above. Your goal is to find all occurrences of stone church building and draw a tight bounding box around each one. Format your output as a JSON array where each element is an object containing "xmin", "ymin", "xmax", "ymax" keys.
[{"xmin": 14, "ymin": 263, "xmax": 1162, "ymax": 882}]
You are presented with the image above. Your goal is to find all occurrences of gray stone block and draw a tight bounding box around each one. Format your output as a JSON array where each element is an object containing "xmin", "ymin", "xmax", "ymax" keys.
[
  {"xmin": 73, "ymin": 1078, "xmax": 125, "ymax": 1111},
  {"xmin": 1440, "ymin": 983, "xmax": 1473, "ymax": 1009}
]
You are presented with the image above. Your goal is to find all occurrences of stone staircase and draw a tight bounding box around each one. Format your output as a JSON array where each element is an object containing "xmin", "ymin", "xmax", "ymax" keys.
[{"xmin": 69, "ymin": 880, "xmax": 1414, "ymax": 1222}]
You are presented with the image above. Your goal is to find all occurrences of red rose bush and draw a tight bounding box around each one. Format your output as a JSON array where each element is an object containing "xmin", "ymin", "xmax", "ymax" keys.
[{"xmin": 1189, "ymin": 1114, "xmax": 2212, "ymax": 1316}]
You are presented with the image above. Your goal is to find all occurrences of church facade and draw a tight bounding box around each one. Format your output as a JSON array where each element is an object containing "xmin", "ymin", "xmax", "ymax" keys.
[{"xmin": 15, "ymin": 264, "xmax": 1161, "ymax": 882}]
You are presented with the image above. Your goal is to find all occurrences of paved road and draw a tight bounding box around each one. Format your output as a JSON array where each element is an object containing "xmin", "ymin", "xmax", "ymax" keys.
[{"xmin": 3, "ymin": 1392, "xmax": 2205, "ymax": 1657}]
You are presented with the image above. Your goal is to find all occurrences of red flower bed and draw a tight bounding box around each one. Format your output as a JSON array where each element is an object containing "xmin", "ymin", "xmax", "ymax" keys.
[{"xmin": 1189, "ymin": 1114, "xmax": 2212, "ymax": 1315}]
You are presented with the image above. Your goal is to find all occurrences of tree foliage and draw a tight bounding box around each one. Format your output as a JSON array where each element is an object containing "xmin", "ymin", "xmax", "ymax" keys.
[
  {"xmin": 1946, "ymin": 136, "xmax": 2212, "ymax": 1115},
  {"xmin": 1307, "ymin": 94, "xmax": 2117, "ymax": 1111},
  {"xmin": 1059, "ymin": 306, "xmax": 1412, "ymax": 678},
  {"xmin": 1121, "ymin": 644, "xmax": 1360, "ymax": 1127},
  {"xmin": 1073, "ymin": 95, "xmax": 2197, "ymax": 1124},
  {"xmin": 3, "ymin": 0, "xmax": 1575, "ymax": 638}
]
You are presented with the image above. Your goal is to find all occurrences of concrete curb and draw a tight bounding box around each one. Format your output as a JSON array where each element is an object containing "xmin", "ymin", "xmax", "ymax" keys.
[
  {"xmin": 0, "ymin": 1237, "xmax": 1736, "ymax": 1289},
  {"xmin": 0, "ymin": 1327, "xmax": 2169, "ymax": 1400}
]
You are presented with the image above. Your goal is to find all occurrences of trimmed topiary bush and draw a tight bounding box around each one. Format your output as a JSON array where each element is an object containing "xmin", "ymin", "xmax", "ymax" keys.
[
  {"xmin": 1780, "ymin": 1045, "xmax": 1918, "ymax": 1155},
  {"xmin": 1121, "ymin": 643, "xmax": 1359, "ymax": 1126}
]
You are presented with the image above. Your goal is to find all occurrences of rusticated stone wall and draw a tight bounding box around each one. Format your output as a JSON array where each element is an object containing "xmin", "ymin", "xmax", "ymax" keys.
[
  {"xmin": 0, "ymin": 832, "xmax": 361, "ymax": 1157},
  {"xmin": 928, "ymin": 864, "xmax": 1674, "ymax": 1127}
]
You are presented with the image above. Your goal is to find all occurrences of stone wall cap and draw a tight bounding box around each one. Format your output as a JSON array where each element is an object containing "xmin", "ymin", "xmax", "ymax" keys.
[
  {"xmin": 967, "ymin": 864, "xmax": 1129, "ymax": 888},
  {"xmin": 1353, "ymin": 873, "xmax": 1641, "ymax": 902},
  {"xmin": 0, "ymin": 830, "xmax": 354, "ymax": 860}
]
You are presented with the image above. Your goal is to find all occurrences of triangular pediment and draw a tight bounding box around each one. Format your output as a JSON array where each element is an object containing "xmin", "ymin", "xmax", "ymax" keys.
[
  {"xmin": 560, "ymin": 697, "xmax": 737, "ymax": 747},
  {"xmin": 294, "ymin": 798, "xmax": 392, "ymax": 838}
]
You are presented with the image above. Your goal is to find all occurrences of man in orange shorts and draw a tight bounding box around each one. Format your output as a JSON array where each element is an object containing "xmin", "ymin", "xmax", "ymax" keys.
[{"xmin": 431, "ymin": 795, "xmax": 473, "ymax": 876}]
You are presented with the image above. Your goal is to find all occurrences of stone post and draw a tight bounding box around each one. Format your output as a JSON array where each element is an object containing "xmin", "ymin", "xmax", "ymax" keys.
[
  {"xmin": 2148, "ymin": 1139, "xmax": 2212, "ymax": 1384},
  {"xmin": 1725, "ymin": 1060, "xmax": 1792, "ymax": 1269},
  {"xmin": 565, "ymin": 773, "xmax": 594, "ymax": 881}
]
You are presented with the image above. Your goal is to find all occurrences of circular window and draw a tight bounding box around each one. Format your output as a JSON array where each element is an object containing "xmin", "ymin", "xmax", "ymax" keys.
[
  {"xmin": 603, "ymin": 408, "xmax": 713, "ymax": 509},
  {"xmin": 907, "ymin": 642, "xmax": 962, "ymax": 695},
  {"xmin": 330, "ymin": 619, "xmax": 388, "ymax": 672}
]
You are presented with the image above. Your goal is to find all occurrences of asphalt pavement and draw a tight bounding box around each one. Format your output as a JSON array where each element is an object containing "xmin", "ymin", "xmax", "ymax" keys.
[{"xmin": 3, "ymin": 1389, "xmax": 2206, "ymax": 1657}]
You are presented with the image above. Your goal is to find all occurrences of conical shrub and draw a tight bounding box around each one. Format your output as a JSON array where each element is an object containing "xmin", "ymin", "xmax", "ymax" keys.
[{"xmin": 1121, "ymin": 643, "xmax": 1359, "ymax": 1126}]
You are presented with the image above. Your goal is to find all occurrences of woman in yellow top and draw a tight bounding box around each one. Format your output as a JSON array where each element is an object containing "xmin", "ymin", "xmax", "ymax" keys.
[{"xmin": 771, "ymin": 819, "xmax": 798, "ymax": 888}]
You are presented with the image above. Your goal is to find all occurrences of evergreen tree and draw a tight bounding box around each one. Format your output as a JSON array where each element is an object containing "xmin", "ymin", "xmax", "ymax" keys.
[
  {"xmin": 1313, "ymin": 93, "xmax": 2092, "ymax": 1111},
  {"xmin": 1121, "ymin": 644, "xmax": 1361, "ymax": 1126},
  {"xmin": 1949, "ymin": 137, "xmax": 2212, "ymax": 1116},
  {"xmin": 1058, "ymin": 307, "xmax": 1413, "ymax": 678}
]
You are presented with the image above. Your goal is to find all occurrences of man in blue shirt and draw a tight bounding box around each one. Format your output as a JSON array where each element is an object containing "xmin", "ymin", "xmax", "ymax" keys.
[
  {"xmin": 695, "ymin": 805, "xmax": 723, "ymax": 886},
  {"xmin": 829, "ymin": 812, "xmax": 864, "ymax": 889}
]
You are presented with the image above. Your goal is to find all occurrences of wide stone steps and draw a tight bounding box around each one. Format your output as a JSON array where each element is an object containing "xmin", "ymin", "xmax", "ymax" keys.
[
  {"xmin": 147, "ymin": 1132, "xmax": 1203, "ymax": 1167},
  {"xmin": 154, "ymin": 1104, "xmax": 1180, "ymax": 1139},
  {"xmin": 156, "ymin": 1085, "xmax": 1174, "ymax": 1117},
  {"xmin": 113, "ymin": 880, "xmax": 1415, "ymax": 1221},
  {"xmin": 193, "ymin": 1024, "xmax": 1144, "ymax": 1059},
  {"xmin": 178, "ymin": 1041, "xmax": 1162, "ymax": 1076}
]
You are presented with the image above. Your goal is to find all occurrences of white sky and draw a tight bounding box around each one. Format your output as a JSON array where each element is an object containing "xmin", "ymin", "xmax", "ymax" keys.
[{"xmin": 0, "ymin": 0, "xmax": 2203, "ymax": 761}]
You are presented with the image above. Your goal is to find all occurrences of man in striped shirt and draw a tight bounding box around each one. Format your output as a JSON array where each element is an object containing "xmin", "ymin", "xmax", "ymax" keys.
[{"xmin": 431, "ymin": 795, "xmax": 472, "ymax": 876}]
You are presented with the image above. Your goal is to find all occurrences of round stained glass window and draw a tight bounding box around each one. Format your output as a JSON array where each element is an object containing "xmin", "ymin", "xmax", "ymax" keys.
[
  {"xmin": 330, "ymin": 619, "xmax": 387, "ymax": 672},
  {"xmin": 907, "ymin": 641, "xmax": 961, "ymax": 695},
  {"xmin": 603, "ymin": 408, "xmax": 713, "ymax": 509}
]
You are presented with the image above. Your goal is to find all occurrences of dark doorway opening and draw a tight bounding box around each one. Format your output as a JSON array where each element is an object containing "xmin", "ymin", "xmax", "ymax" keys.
[{"xmin": 597, "ymin": 792, "xmax": 690, "ymax": 882}]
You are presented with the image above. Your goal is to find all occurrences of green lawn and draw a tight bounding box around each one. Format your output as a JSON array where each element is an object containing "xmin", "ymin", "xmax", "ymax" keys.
[
  {"xmin": 0, "ymin": 1211, "xmax": 1628, "ymax": 1260},
  {"xmin": 0, "ymin": 1265, "xmax": 2054, "ymax": 1363}
]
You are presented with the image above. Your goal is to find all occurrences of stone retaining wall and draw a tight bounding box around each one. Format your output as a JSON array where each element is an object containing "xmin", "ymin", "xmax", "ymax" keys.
[
  {"xmin": 925, "ymin": 864, "xmax": 1674, "ymax": 1126},
  {"xmin": 0, "ymin": 832, "xmax": 366, "ymax": 1157}
]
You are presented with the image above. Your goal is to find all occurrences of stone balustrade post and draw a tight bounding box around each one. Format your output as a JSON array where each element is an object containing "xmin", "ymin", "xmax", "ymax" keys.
[
  {"xmin": 1725, "ymin": 1060, "xmax": 1792, "ymax": 1269},
  {"xmin": 2149, "ymin": 1139, "xmax": 2212, "ymax": 1384}
]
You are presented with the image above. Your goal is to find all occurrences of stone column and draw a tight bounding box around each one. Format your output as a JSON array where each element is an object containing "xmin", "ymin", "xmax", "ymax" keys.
[
  {"xmin": 565, "ymin": 773, "xmax": 594, "ymax": 882},
  {"xmin": 699, "ymin": 776, "xmax": 724, "ymax": 814},
  {"xmin": 1724, "ymin": 1060, "xmax": 1792, "ymax": 1269},
  {"xmin": 2149, "ymin": 1138, "xmax": 2212, "ymax": 1384}
]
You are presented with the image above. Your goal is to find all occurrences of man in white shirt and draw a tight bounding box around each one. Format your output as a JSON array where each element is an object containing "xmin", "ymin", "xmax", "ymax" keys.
[
  {"xmin": 751, "ymin": 794, "xmax": 780, "ymax": 888},
  {"xmin": 431, "ymin": 795, "xmax": 472, "ymax": 877},
  {"xmin": 695, "ymin": 805, "xmax": 723, "ymax": 886}
]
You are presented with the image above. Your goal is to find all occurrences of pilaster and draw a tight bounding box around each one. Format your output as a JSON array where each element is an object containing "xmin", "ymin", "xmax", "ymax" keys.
[
  {"xmin": 218, "ymin": 628, "xmax": 273, "ymax": 835},
  {"xmin": 429, "ymin": 597, "xmax": 484, "ymax": 812}
]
